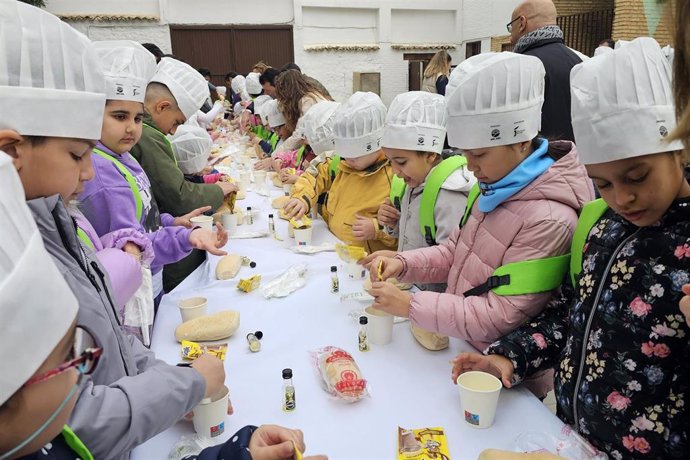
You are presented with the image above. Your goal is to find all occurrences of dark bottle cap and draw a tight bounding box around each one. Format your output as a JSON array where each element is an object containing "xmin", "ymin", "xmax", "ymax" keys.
[
  {"xmin": 282, "ymin": 368, "xmax": 292, "ymax": 379},
  {"xmin": 250, "ymin": 261, "xmax": 256, "ymax": 268},
  {"xmin": 359, "ymin": 316, "xmax": 368, "ymax": 325},
  {"xmin": 247, "ymin": 206, "xmax": 252, "ymax": 210},
  {"xmin": 268, "ymin": 214, "xmax": 274, "ymax": 218},
  {"xmin": 330, "ymin": 266, "xmax": 337, "ymax": 272},
  {"xmin": 254, "ymin": 331, "xmax": 263, "ymax": 340}
]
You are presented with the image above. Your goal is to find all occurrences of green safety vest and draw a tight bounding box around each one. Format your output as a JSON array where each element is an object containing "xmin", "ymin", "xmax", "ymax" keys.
[
  {"xmin": 92, "ymin": 148, "xmax": 144, "ymax": 222},
  {"xmin": 389, "ymin": 155, "xmax": 467, "ymax": 246},
  {"xmin": 460, "ymin": 190, "xmax": 607, "ymax": 297},
  {"xmin": 328, "ymin": 155, "xmax": 341, "ymax": 180},
  {"xmin": 62, "ymin": 425, "xmax": 94, "ymax": 460}
]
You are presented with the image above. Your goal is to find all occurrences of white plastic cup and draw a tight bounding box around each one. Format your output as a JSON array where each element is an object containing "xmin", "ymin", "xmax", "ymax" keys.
[
  {"xmin": 345, "ymin": 262, "xmax": 365, "ymax": 280},
  {"xmin": 192, "ymin": 386, "xmax": 229, "ymax": 439},
  {"xmin": 293, "ymin": 226, "xmax": 312, "ymax": 246},
  {"xmin": 239, "ymin": 172, "xmax": 251, "ymax": 190},
  {"xmin": 456, "ymin": 371, "xmax": 502, "ymax": 429},
  {"xmin": 178, "ymin": 297, "xmax": 208, "ymax": 323},
  {"xmin": 190, "ymin": 215, "xmax": 213, "ymax": 231},
  {"xmin": 221, "ymin": 212, "xmax": 238, "ymax": 235},
  {"xmin": 364, "ymin": 306, "xmax": 394, "ymax": 345}
]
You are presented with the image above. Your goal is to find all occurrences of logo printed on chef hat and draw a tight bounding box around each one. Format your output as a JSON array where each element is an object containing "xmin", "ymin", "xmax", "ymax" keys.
[
  {"xmin": 296, "ymin": 101, "xmax": 341, "ymax": 155},
  {"xmin": 94, "ymin": 40, "xmax": 157, "ymax": 104},
  {"xmin": 169, "ymin": 124, "xmax": 213, "ymax": 175},
  {"xmin": 445, "ymin": 52, "xmax": 545, "ymax": 150},
  {"xmin": 333, "ymin": 92, "xmax": 387, "ymax": 158},
  {"xmin": 264, "ymin": 99, "xmax": 287, "ymax": 128},
  {"xmin": 0, "ymin": 152, "xmax": 79, "ymax": 405},
  {"xmin": 150, "ymin": 57, "xmax": 210, "ymax": 120},
  {"xmin": 0, "ymin": 1, "xmax": 106, "ymax": 140},
  {"xmin": 571, "ymin": 37, "xmax": 683, "ymax": 165},
  {"xmin": 383, "ymin": 91, "xmax": 446, "ymax": 155}
]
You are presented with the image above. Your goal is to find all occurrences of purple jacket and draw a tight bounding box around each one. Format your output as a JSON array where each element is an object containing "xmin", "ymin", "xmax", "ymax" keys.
[
  {"xmin": 71, "ymin": 210, "xmax": 151, "ymax": 311},
  {"xmin": 80, "ymin": 143, "xmax": 194, "ymax": 275}
]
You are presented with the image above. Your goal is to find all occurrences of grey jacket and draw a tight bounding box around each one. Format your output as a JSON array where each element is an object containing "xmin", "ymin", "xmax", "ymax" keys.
[
  {"xmin": 387, "ymin": 165, "xmax": 475, "ymax": 291},
  {"xmin": 28, "ymin": 196, "xmax": 206, "ymax": 460}
]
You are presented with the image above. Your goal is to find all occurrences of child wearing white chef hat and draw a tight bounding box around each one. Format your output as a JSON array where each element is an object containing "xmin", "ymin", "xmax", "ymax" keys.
[
  {"xmin": 284, "ymin": 92, "xmax": 399, "ymax": 254},
  {"xmin": 0, "ymin": 2, "xmax": 228, "ymax": 458},
  {"xmin": 369, "ymin": 52, "xmax": 593, "ymax": 399},
  {"xmin": 452, "ymin": 38, "xmax": 690, "ymax": 458}
]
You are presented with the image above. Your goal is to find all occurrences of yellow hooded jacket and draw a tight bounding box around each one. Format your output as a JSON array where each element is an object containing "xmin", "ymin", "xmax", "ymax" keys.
[{"xmin": 291, "ymin": 152, "xmax": 398, "ymax": 253}]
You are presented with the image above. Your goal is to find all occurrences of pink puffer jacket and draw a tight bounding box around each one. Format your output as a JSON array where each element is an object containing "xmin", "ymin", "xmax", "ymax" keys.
[{"xmin": 398, "ymin": 143, "xmax": 594, "ymax": 351}]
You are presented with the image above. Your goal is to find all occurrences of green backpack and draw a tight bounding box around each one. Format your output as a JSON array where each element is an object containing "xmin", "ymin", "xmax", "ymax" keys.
[
  {"xmin": 389, "ymin": 155, "xmax": 468, "ymax": 246},
  {"xmin": 460, "ymin": 189, "xmax": 608, "ymax": 297}
]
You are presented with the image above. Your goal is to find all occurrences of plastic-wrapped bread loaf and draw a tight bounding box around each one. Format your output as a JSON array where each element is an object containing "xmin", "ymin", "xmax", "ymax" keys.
[
  {"xmin": 175, "ymin": 310, "xmax": 240, "ymax": 342},
  {"xmin": 272, "ymin": 195, "xmax": 290, "ymax": 209}
]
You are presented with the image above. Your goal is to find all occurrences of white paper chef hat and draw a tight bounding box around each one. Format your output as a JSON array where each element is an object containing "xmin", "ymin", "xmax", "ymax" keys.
[
  {"xmin": 382, "ymin": 91, "xmax": 446, "ymax": 155},
  {"xmin": 297, "ymin": 101, "xmax": 341, "ymax": 155},
  {"xmin": 94, "ymin": 40, "xmax": 157, "ymax": 104},
  {"xmin": 253, "ymin": 95, "xmax": 272, "ymax": 118},
  {"xmin": 593, "ymin": 46, "xmax": 614, "ymax": 57},
  {"xmin": 445, "ymin": 52, "xmax": 545, "ymax": 150},
  {"xmin": 333, "ymin": 92, "xmax": 387, "ymax": 158},
  {"xmin": 571, "ymin": 37, "xmax": 682, "ymax": 165},
  {"xmin": 170, "ymin": 124, "xmax": 213, "ymax": 174},
  {"xmin": 246, "ymin": 72, "xmax": 263, "ymax": 95},
  {"xmin": 264, "ymin": 99, "xmax": 287, "ymax": 128},
  {"xmin": 0, "ymin": 1, "xmax": 106, "ymax": 140},
  {"xmin": 231, "ymin": 75, "xmax": 250, "ymax": 102},
  {"xmin": 0, "ymin": 151, "xmax": 79, "ymax": 405},
  {"xmin": 149, "ymin": 57, "xmax": 209, "ymax": 120}
]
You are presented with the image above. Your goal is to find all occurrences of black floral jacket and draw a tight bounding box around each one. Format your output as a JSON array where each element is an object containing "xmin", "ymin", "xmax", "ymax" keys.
[{"xmin": 487, "ymin": 199, "xmax": 690, "ymax": 459}]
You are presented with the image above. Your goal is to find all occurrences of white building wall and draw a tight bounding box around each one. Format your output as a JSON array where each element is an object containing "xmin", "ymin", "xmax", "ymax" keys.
[{"xmin": 46, "ymin": 0, "xmax": 520, "ymax": 104}]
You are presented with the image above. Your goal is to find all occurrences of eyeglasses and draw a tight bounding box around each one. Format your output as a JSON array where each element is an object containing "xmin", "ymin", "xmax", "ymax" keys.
[
  {"xmin": 24, "ymin": 327, "xmax": 102, "ymax": 387},
  {"xmin": 506, "ymin": 16, "xmax": 522, "ymax": 33}
]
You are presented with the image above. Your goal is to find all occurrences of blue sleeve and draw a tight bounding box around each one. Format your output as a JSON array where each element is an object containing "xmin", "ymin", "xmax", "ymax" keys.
[
  {"xmin": 259, "ymin": 140, "xmax": 272, "ymax": 154},
  {"xmin": 187, "ymin": 425, "xmax": 258, "ymax": 460},
  {"xmin": 436, "ymin": 75, "xmax": 449, "ymax": 96}
]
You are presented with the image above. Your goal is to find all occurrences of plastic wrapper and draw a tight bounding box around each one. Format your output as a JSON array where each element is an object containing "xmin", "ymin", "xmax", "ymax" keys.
[
  {"xmin": 289, "ymin": 215, "xmax": 311, "ymax": 229},
  {"xmin": 123, "ymin": 265, "xmax": 154, "ymax": 346},
  {"xmin": 514, "ymin": 428, "xmax": 608, "ymax": 460},
  {"xmin": 237, "ymin": 274, "xmax": 261, "ymax": 293},
  {"xmin": 262, "ymin": 263, "xmax": 308, "ymax": 299},
  {"xmin": 397, "ymin": 427, "xmax": 450, "ymax": 460},
  {"xmin": 335, "ymin": 243, "xmax": 367, "ymax": 263},
  {"xmin": 168, "ymin": 433, "xmax": 219, "ymax": 460},
  {"xmin": 309, "ymin": 346, "xmax": 369, "ymax": 403},
  {"xmin": 181, "ymin": 340, "xmax": 227, "ymax": 361}
]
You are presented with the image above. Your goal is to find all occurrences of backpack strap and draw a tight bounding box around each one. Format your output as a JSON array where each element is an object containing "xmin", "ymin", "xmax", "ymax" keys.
[
  {"xmin": 76, "ymin": 226, "xmax": 95, "ymax": 250},
  {"xmin": 419, "ymin": 155, "xmax": 468, "ymax": 245},
  {"xmin": 461, "ymin": 183, "xmax": 481, "ymax": 227},
  {"xmin": 569, "ymin": 199, "xmax": 609, "ymax": 287},
  {"xmin": 463, "ymin": 254, "xmax": 571, "ymax": 297},
  {"xmin": 62, "ymin": 425, "xmax": 94, "ymax": 460},
  {"xmin": 329, "ymin": 155, "xmax": 341, "ymax": 181},
  {"xmin": 389, "ymin": 175, "xmax": 407, "ymax": 211},
  {"xmin": 92, "ymin": 148, "xmax": 144, "ymax": 222}
]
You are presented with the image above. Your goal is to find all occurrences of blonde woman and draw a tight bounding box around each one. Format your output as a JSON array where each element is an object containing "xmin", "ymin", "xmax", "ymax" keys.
[{"xmin": 422, "ymin": 50, "xmax": 452, "ymax": 95}]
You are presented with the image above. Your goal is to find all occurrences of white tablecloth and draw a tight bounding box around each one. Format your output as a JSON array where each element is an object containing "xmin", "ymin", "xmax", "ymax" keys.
[{"xmin": 132, "ymin": 169, "xmax": 565, "ymax": 460}]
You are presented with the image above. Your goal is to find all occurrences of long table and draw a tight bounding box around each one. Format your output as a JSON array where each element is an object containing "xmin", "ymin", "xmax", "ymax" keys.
[{"xmin": 131, "ymin": 160, "xmax": 565, "ymax": 460}]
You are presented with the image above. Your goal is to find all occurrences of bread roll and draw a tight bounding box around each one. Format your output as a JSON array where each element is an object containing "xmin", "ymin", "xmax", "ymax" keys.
[
  {"xmin": 175, "ymin": 310, "xmax": 240, "ymax": 342},
  {"xmin": 272, "ymin": 175, "xmax": 284, "ymax": 188},
  {"xmin": 363, "ymin": 277, "xmax": 412, "ymax": 291},
  {"xmin": 215, "ymin": 254, "xmax": 242, "ymax": 280},
  {"xmin": 411, "ymin": 324, "xmax": 449, "ymax": 351},
  {"xmin": 478, "ymin": 450, "xmax": 565, "ymax": 460},
  {"xmin": 272, "ymin": 195, "xmax": 290, "ymax": 209}
]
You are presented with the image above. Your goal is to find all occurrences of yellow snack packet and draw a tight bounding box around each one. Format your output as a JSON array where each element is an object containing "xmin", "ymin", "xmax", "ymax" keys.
[
  {"xmin": 335, "ymin": 243, "xmax": 367, "ymax": 263},
  {"xmin": 289, "ymin": 215, "xmax": 312, "ymax": 229},
  {"xmin": 223, "ymin": 189, "xmax": 237, "ymax": 213},
  {"xmin": 397, "ymin": 427, "xmax": 450, "ymax": 459},
  {"xmin": 292, "ymin": 441, "xmax": 303, "ymax": 460},
  {"xmin": 286, "ymin": 168, "xmax": 297, "ymax": 175},
  {"xmin": 237, "ymin": 274, "xmax": 261, "ymax": 293},
  {"xmin": 180, "ymin": 340, "xmax": 227, "ymax": 361},
  {"xmin": 377, "ymin": 259, "xmax": 384, "ymax": 281}
]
